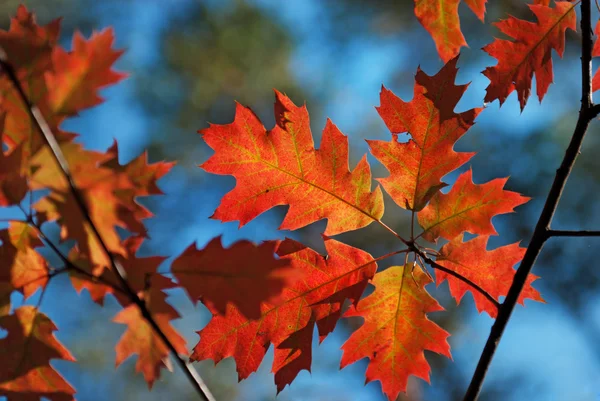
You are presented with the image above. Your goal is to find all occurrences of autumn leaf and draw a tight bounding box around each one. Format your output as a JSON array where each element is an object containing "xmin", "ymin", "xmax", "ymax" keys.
[
  {"xmin": 190, "ymin": 238, "xmax": 377, "ymax": 391},
  {"xmin": 0, "ymin": 5, "xmax": 58, "ymax": 91},
  {"xmin": 436, "ymin": 235, "xmax": 544, "ymax": 317},
  {"xmin": 172, "ymin": 236, "xmax": 296, "ymax": 320},
  {"xmin": 45, "ymin": 28, "xmax": 126, "ymax": 116},
  {"xmin": 417, "ymin": 169, "xmax": 529, "ymax": 242},
  {"xmin": 0, "ymin": 5, "xmax": 61, "ymax": 154},
  {"xmin": 0, "ymin": 142, "xmax": 28, "ymax": 207},
  {"xmin": 341, "ymin": 264, "xmax": 451, "ymax": 400},
  {"xmin": 482, "ymin": 1, "xmax": 577, "ymax": 110},
  {"xmin": 32, "ymin": 142, "xmax": 173, "ymax": 274},
  {"xmin": 69, "ymin": 236, "xmax": 170, "ymax": 306},
  {"xmin": 0, "ymin": 223, "xmax": 48, "ymax": 299},
  {"xmin": 199, "ymin": 90, "xmax": 384, "ymax": 235},
  {"xmin": 113, "ymin": 287, "xmax": 187, "ymax": 388},
  {"xmin": 414, "ymin": 0, "xmax": 487, "ymax": 62},
  {"xmin": 32, "ymin": 142, "xmax": 132, "ymax": 272},
  {"xmin": 369, "ymin": 56, "xmax": 480, "ymax": 211},
  {"xmin": 0, "ymin": 306, "xmax": 75, "ymax": 401}
]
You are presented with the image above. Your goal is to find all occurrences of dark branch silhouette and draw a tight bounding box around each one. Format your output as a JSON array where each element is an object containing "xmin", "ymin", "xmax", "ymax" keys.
[{"xmin": 547, "ymin": 229, "xmax": 600, "ymax": 237}]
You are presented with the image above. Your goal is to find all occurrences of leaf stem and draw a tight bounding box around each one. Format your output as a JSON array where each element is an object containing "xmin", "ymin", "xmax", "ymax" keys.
[
  {"xmin": 463, "ymin": 2, "xmax": 595, "ymax": 400},
  {"xmin": 0, "ymin": 54, "xmax": 216, "ymax": 401}
]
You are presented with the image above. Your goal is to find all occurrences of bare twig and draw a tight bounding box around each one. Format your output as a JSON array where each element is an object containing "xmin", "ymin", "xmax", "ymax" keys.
[
  {"xmin": 546, "ymin": 229, "xmax": 600, "ymax": 237},
  {"xmin": 0, "ymin": 54, "xmax": 215, "ymax": 401},
  {"xmin": 463, "ymin": 1, "xmax": 596, "ymax": 400}
]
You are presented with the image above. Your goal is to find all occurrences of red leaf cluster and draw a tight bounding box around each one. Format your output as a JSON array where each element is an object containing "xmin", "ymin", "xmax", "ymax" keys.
[{"xmin": 0, "ymin": 2, "xmax": 567, "ymax": 400}]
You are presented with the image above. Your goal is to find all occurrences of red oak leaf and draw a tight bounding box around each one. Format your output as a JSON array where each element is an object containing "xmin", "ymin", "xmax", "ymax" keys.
[
  {"xmin": 32, "ymin": 142, "xmax": 172, "ymax": 274},
  {"xmin": 341, "ymin": 264, "xmax": 451, "ymax": 401},
  {"xmin": 369, "ymin": 56, "xmax": 481, "ymax": 211},
  {"xmin": 0, "ymin": 306, "xmax": 76, "ymax": 401},
  {"xmin": 113, "ymin": 287, "xmax": 187, "ymax": 388},
  {"xmin": 0, "ymin": 6, "xmax": 61, "ymax": 154},
  {"xmin": 32, "ymin": 142, "xmax": 133, "ymax": 273},
  {"xmin": 0, "ymin": 223, "xmax": 48, "ymax": 299},
  {"xmin": 172, "ymin": 237, "xmax": 296, "ymax": 320},
  {"xmin": 482, "ymin": 2, "xmax": 577, "ymax": 110},
  {"xmin": 190, "ymin": 238, "xmax": 377, "ymax": 392},
  {"xmin": 436, "ymin": 235, "xmax": 544, "ymax": 317},
  {"xmin": 0, "ymin": 5, "xmax": 59, "ymax": 84},
  {"xmin": 69, "ymin": 236, "xmax": 171, "ymax": 306},
  {"xmin": 414, "ymin": 0, "xmax": 487, "ymax": 62},
  {"xmin": 417, "ymin": 169, "xmax": 529, "ymax": 242},
  {"xmin": 45, "ymin": 28, "xmax": 126, "ymax": 116},
  {"xmin": 0, "ymin": 142, "xmax": 28, "ymax": 207},
  {"xmin": 200, "ymin": 90, "xmax": 384, "ymax": 235}
]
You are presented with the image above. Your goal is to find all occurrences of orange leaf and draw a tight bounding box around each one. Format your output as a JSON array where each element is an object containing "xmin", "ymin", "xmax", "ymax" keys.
[
  {"xmin": 0, "ymin": 5, "xmax": 61, "ymax": 152},
  {"xmin": 369, "ymin": 56, "xmax": 480, "ymax": 211},
  {"xmin": 0, "ymin": 223, "xmax": 48, "ymax": 299},
  {"xmin": 0, "ymin": 306, "xmax": 75, "ymax": 401},
  {"xmin": 414, "ymin": 0, "xmax": 487, "ymax": 62},
  {"xmin": 437, "ymin": 235, "xmax": 544, "ymax": 317},
  {"xmin": 33, "ymin": 142, "xmax": 173, "ymax": 274},
  {"xmin": 69, "ymin": 236, "xmax": 170, "ymax": 306},
  {"xmin": 190, "ymin": 238, "xmax": 377, "ymax": 392},
  {"xmin": 113, "ymin": 287, "xmax": 187, "ymax": 388},
  {"xmin": 417, "ymin": 169, "xmax": 529, "ymax": 242},
  {"xmin": 172, "ymin": 237, "xmax": 296, "ymax": 320},
  {"xmin": 200, "ymin": 90, "xmax": 384, "ymax": 235},
  {"xmin": 341, "ymin": 264, "xmax": 451, "ymax": 400},
  {"xmin": 0, "ymin": 5, "xmax": 59, "ymax": 73},
  {"xmin": 45, "ymin": 28, "xmax": 126, "ymax": 116},
  {"xmin": 32, "ymin": 143, "xmax": 132, "ymax": 273},
  {"xmin": 482, "ymin": 2, "xmax": 577, "ymax": 110},
  {"xmin": 0, "ymin": 142, "xmax": 28, "ymax": 207}
]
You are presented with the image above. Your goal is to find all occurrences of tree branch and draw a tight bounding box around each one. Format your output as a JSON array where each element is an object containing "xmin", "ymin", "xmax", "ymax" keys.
[
  {"xmin": 463, "ymin": 1, "xmax": 595, "ymax": 400},
  {"xmin": 0, "ymin": 55, "xmax": 215, "ymax": 401},
  {"xmin": 546, "ymin": 229, "xmax": 600, "ymax": 237}
]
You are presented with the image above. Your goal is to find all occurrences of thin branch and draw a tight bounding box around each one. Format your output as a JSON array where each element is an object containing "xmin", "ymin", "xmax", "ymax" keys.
[
  {"xmin": 463, "ymin": 2, "xmax": 595, "ymax": 400},
  {"xmin": 0, "ymin": 55, "xmax": 215, "ymax": 401},
  {"xmin": 547, "ymin": 229, "xmax": 600, "ymax": 237},
  {"xmin": 414, "ymin": 249, "xmax": 500, "ymax": 310},
  {"xmin": 30, "ymin": 220, "xmax": 129, "ymax": 297}
]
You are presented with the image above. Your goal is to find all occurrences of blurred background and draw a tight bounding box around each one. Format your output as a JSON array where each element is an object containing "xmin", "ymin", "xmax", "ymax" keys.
[{"xmin": 2, "ymin": 1, "xmax": 600, "ymax": 400}]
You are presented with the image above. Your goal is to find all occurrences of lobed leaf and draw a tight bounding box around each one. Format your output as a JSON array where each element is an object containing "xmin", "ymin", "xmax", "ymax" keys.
[
  {"xmin": 414, "ymin": 0, "xmax": 487, "ymax": 62},
  {"xmin": 341, "ymin": 264, "xmax": 451, "ymax": 400},
  {"xmin": 113, "ymin": 287, "xmax": 187, "ymax": 388},
  {"xmin": 417, "ymin": 169, "xmax": 529, "ymax": 242},
  {"xmin": 0, "ymin": 306, "xmax": 76, "ymax": 401},
  {"xmin": 369, "ymin": 56, "xmax": 480, "ymax": 211},
  {"xmin": 436, "ymin": 235, "xmax": 544, "ymax": 317},
  {"xmin": 172, "ymin": 236, "xmax": 297, "ymax": 320},
  {"xmin": 482, "ymin": 1, "xmax": 577, "ymax": 110},
  {"xmin": 190, "ymin": 238, "xmax": 377, "ymax": 392},
  {"xmin": 200, "ymin": 90, "xmax": 384, "ymax": 235}
]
